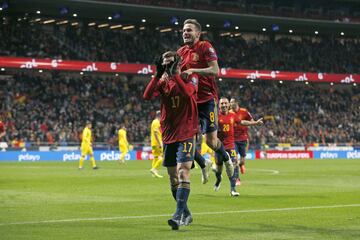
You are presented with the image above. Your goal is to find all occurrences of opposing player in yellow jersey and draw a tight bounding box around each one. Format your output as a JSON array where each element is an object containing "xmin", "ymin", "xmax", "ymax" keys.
[
  {"xmin": 79, "ymin": 122, "xmax": 98, "ymax": 170},
  {"xmin": 150, "ymin": 111, "xmax": 163, "ymax": 178},
  {"xmin": 118, "ymin": 125, "xmax": 129, "ymax": 164}
]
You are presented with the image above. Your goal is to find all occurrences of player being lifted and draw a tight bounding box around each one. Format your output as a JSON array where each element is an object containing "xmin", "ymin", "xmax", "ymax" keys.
[
  {"xmin": 230, "ymin": 98, "xmax": 263, "ymax": 185},
  {"xmin": 118, "ymin": 125, "xmax": 129, "ymax": 164},
  {"xmin": 214, "ymin": 97, "xmax": 239, "ymax": 196},
  {"xmin": 143, "ymin": 51, "xmax": 198, "ymax": 230},
  {"xmin": 177, "ymin": 19, "xmax": 234, "ymax": 180},
  {"xmin": 150, "ymin": 110, "xmax": 164, "ymax": 178},
  {"xmin": 79, "ymin": 121, "xmax": 98, "ymax": 170}
]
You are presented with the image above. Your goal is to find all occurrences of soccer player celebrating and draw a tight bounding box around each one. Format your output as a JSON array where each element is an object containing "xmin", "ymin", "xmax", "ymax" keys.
[
  {"xmin": 143, "ymin": 51, "xmax": 198, "ymax": 230},
  {"xmin": 150, "ymin": 110, "xmax": 164, "ymax": 178},
  {"xmin": 118, "ymin": 125, "xmax": 129, "ymax": 164},
  {"xmin": 177, "ymin": 19, "xmax": 234, "ymax": 179},
  {"xmin": 79, "ymin": 121, "xmax": 98, "ymax": 170},
  {"xmin": 230, "ymin": 98, "xmax": 263, "ymax": 185},
  {"xmin": 214, "ymin": 97, "xmax": 239, "ymax": 196}
]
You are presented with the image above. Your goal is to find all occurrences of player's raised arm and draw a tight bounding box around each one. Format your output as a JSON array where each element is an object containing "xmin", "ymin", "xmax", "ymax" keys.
[
  {"xmin": 240, "ymin": 118, "xmax": 264, "ymax": 126},
  {"xmin": 183, "ymin": 60, "xmax": 219, "ymax": 77},
  {"xmin": 143, "ymin": 55, "xmax": 165, "ymax": 100}
]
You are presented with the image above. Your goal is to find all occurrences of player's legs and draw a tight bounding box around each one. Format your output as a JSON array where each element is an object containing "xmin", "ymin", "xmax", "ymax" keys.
[
  {"xmin": 151, "ymin": 146, "xmax": 163, "ymax": 178},
  {"xmin": 198, "ymin": 99, "xmax": 234, "ymax": 176},
  {"xmin": 229, "ymin": 149, "xmax": 239, "ymax": 196},
  {"xmin": 234, "ymin": 142, "xmax": 241, "ymax": 185},
  {"xmin": 79, "ymin": 145, "xmax": 87, "ymax": 169},
  {"xmin": 88, "ymin": 147, "xmax": 98, "ymax": 169},
  {"xmin": 213, "ymin": 152, "xmax": 223, "ymax": 191},
  {"xmin": 119, "ymin": 145, "xmax": 128, "ymax": 163},
  {"xmin": 238, "ymin": 141, "xmax": 247, "ymax": 174},
  {"xmin": 168, "ymin": 138, "xmax": 195, "ymax": 230}
]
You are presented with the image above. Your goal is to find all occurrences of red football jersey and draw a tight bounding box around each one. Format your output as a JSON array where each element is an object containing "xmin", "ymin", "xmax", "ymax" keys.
[
  {"xmin": 231, "ymin": 108, "xmax": 253, "ymax": 141},
  {"xmin": 143, "ymin": 73, "xmax": 199, "ymax": 144},
  {"xmin": 177, "ymin": 40, "xmax": 219, "ymax": 103},
  {"xmin": 218, "ymin": 111, "xmax": 236, "ymax": 150}
]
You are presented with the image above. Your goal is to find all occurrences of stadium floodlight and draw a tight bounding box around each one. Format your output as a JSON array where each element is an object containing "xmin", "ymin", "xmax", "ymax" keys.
[
  {"xmin": 206, "ymin": 24, "xmax": 210, "ymax": 28},
  {"xmin": 174, "ymin": 21, "xmax": 179, "ymax": 25},
  {"xmin": 354, "ymin": 83, "xmax": 357, "ymax": 86},
  {"xmin": 340, "ymin": 32, "xmax": 344, "ymax": 36},
  {"xmin": 98, "ymin": 23, "xmax": 109, "ymax": 28},
  {"xmin": 289, "ymin": 29, "xmax": 293, "ymax": 33},
  {"xmin": 80, "ymin": 72, "xmax": 84, "ymax": 75},
  {"xmin": 330, "ymin": 82, "xmax": 334, "ymax": 85},
  {"xmin": 110, "ymin": 24, "xmax": 122, "ymax": 29},
  {"xmin": 88, "ymin": 22, "xmax": 96, "ymax": 26},
  {"xmin": 235, "ymin": 26, "xmax": 239, "ymax": 30},
  {"xmin": 0, "ymin": 8, "xmax": 2, "ymax": 11},
  {"xmin": 1, "ymin": 68, "xmax": 5, "ymax": 71},
  {"xmin": 115, "ymin": 74, "xmax": 119, "ymax": 76},
  {"xmin": 262, "ymin": 28, "xmax": 266, "ymax": 32},
  {"xmin": 279, "ymin": 81, "xmax": 283, "ymax": 84},
  {"xmin": 219, "ymin": 78, "xmax": 223, "ymax": 81},
  {"xmin": 73, "ymin": 13, "xmax": 77, "ymax": 17},
  {"xmin": 250, "ymin": 79, "xmax": 255, "ymax": 83},
  {"xmin": 39, "ymin": 69, "xmax": 43, "ymax": 73},
  {"xmin": 36, "ymin": 10, "xmax": 41, "ymax": 14},
  {"xmin": 141, "ymin": 18, "xmax": 146, "ymax": 23},
  {"xmin": 108, "ymin": 16, "xmax": 112, "ymax": 20},
  {"xmin": 315, "ymin": 31, "xmax": 319, "ymax": 35},
  {"xmin": 305, "ymin": 81, "xmax": 309, "ymax": 85}
]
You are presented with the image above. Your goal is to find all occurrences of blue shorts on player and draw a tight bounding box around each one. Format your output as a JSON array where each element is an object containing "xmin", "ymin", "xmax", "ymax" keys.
[
  {"xmin": 198, "ymin": 98, "xmax": 218, "ymax": 134},
  {"xmin": 163, "ymin": 138, "xmax": 196, "ymax": 167},
  {"xmin": 235, "ymin": 140, "xmax": 248, "ymax": 158},
  {"xmin": 215, "ymin": 148, "xmax": 237, "ymax": 165}
]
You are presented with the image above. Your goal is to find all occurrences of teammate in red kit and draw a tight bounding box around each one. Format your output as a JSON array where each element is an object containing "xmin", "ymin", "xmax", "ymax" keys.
[
  {"xmin": 213, "ymin": 97, "xmax": 239, "ymax": 196},
  {"xmin": 177, "ymin": 19, "xmax": 234, "ymax": 179},
  {"xmin": 230, "ymin": 98, "xmax": 263, "ymax": 185},
  {"xmin": 143, "ymin": 51, "xmax": 198, "ymax": 230}
]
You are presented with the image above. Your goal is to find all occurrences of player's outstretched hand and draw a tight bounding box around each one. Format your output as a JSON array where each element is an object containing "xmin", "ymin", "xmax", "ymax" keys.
[
  {"xmin": 256, "ymin": 118, "xmax": 264, "ymax": 125},
  {"xmin": 154, "ymin": 55, "xmax": 165, "ymax": 78},
  {"xmin": 167, "ymin": 55, "xmax": 181, "ymax": 76}
]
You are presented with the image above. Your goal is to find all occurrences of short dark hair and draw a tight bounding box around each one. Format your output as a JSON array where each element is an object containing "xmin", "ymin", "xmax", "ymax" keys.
[
  {"xmin": 183, "ymin": 19, "xmax": 202, "ymax": 32},
  {"xmin": 220, "ymin": 96, "xmax": 229, "ymax": 101}
]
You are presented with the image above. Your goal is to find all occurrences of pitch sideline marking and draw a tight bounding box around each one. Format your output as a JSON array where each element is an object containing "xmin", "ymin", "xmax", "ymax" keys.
[
  {"xmin": 249, "ymin": 168, "xmax": 280, "ymax": 174},
  {"xmin": 0, "ymin": 204, "xmax": 359, "ymax": 226}
]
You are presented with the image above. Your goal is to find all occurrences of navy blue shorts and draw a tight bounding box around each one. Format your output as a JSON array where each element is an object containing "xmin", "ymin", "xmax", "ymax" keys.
[
  {"xmin": 235, "ymin": 141, "xmax": 248, "ymax": 158},
  {"xmin": 198, "ymin": 99, "xmax": 218, "ymax": 134},
  {"xmin": 163, "ymin": 137, "xmax": 196, "ymax": 167},
  {"xmin": 215, "ymin": 148, "xmax": 237, "ymax": 165}
]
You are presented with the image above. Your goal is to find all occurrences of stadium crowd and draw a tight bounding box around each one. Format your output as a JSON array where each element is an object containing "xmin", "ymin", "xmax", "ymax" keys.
[
  {"xmin": 0, "ymin": 72, "xmax": 358, "ymax": 149},
  {"xmin": 114, "ymin": 0, "xmax": 359, "ymax": 22},
  {"xmin": 1, "ymin": 18, "xmax": 359, "ymax": 73}
]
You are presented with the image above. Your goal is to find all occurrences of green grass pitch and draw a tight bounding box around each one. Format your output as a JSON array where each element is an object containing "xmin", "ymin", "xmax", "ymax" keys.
[{"xmin": 0, "ymin": 159, "xmax": 359, "ymax": 240}]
